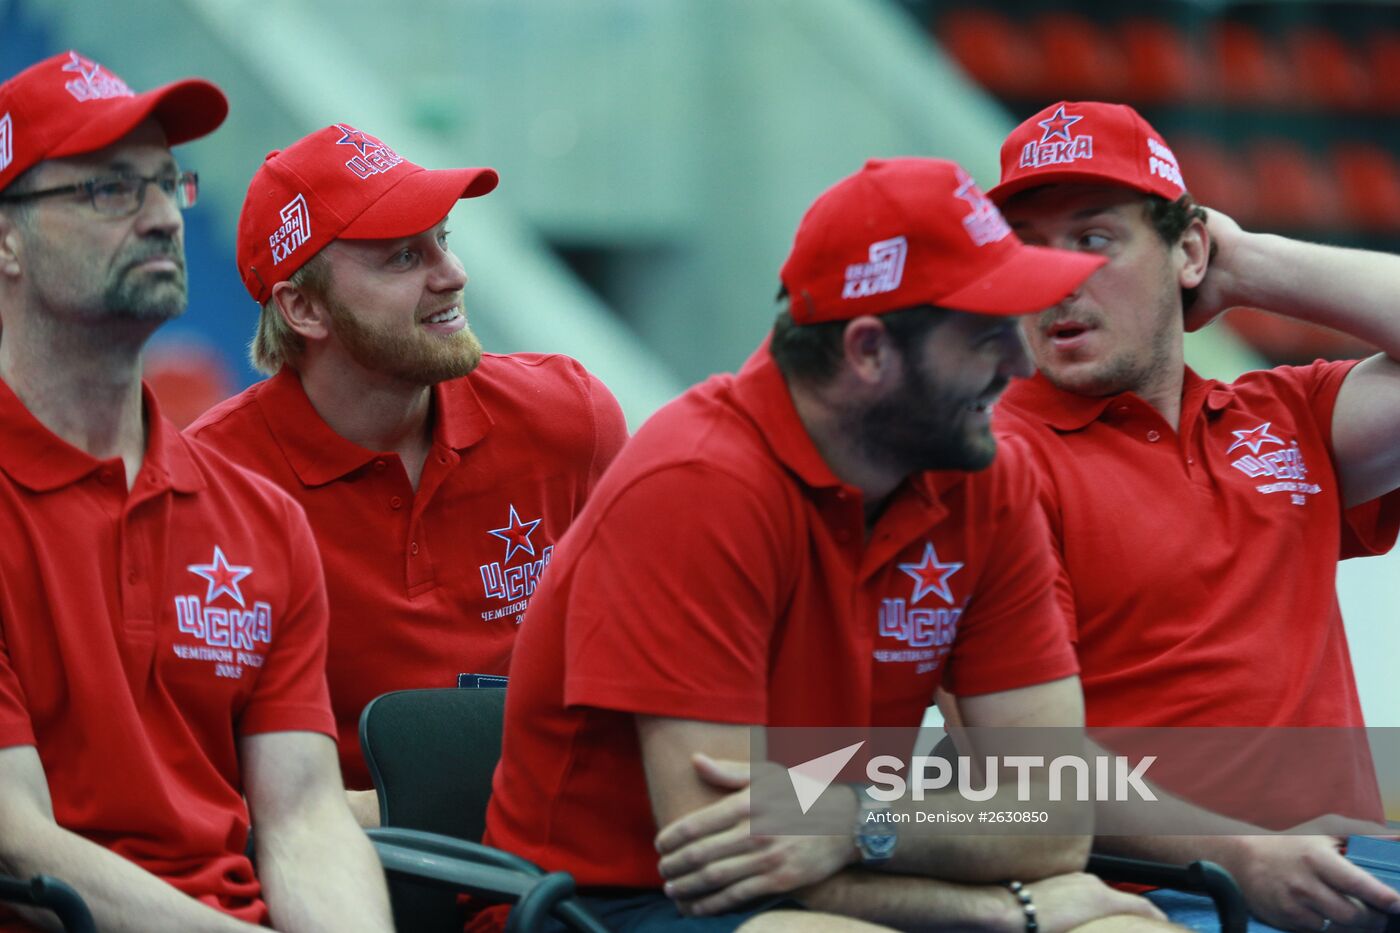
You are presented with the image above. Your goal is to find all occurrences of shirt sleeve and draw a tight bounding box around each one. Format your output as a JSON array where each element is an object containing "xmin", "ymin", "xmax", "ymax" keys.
[
  {"xmin": 0, "ymin": 612, "xmax": 35, "ymax": 750},
  {"xmin": 237, "ymin": 499, "xmax": 335, "ymax": 738},
  {"xmin": 941, "ymin": 444, "xmax": 1080, "ymax": 697},
  {"xmin": 563, "ymin": 464, "xmax": 791, "ymax": 724},
  {"xmin": 1273, "ymin": 359, "xmax": 1400, "ymax": 559}
]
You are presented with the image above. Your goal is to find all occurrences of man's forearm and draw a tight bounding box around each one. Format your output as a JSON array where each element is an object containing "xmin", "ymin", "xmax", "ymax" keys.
[
  {"xmin": 868, "ymin": 774, "xmax": 1091, "ymax": 882},
  {"xmin": 801, "ymin": 868, "xmax": 1170, "ymax": 933},
  {"xmin": 1092, "ymin": 832, "xmax": 1246, "ymax": 867},
  {"xmin": 1227, "ymin": 232, "xmax": 1400, "ymax": 354},
  {"xmin": 881, "ymin": 830, "xmax": 1089, "ymax": 884},
  {"xmin": 800, "ymin": 868, "xmax": 1019, "ymax": 933},
  {"xmin": 256, "ymin": 794, "xmax": 392, "ymax": 933},
  {"xmin": 0, "ymin": 816, "xmax": 260, "ymax": 933}
]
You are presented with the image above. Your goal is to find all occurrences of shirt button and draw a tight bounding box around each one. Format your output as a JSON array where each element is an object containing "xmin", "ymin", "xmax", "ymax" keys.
[
  {"xmin": 1187, "ymin": 456, "xmax": 1196, "ymax": 465},
  {"xmin": 126, "ymin": 571, "xmax": 138, "ymax": 584},
  {"xmin": 1116, "ymin": 405, "xmax": 1130, "ymax": 416},
  {"xmin": 835, "ymin": 490, "xmax": 848, "ymax": 501},
  {"xmin": 390, "ymin": 496, "xmax": 403, "ymax": 510},
  {"xmin": 1147, "ymin": 430, "xmax": 1161, "ymax": 442},
  {"xmin": 438, "ymin": 454, "xmax": 449, "ymax": 464},
  {"xmin": 374, "ymin": 460, "xmax": 387, "ymax": 472},
  {"xmin": 410, "ymin": 541, "xmax": 420, "ymax": 555},
  {"xmin": 98, "ymin": 469, "xmax": 114, "ymax": 484}
]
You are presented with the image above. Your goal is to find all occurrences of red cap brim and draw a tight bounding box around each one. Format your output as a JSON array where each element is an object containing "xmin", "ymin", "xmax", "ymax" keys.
[
  {"xmin": 938, "ymin": 243, "xmax": 1105, "ymax": 315},
  {"xmin": 988, "ymin": 167, "xmax": 1157, "ymax": 206},
  {"xmin": 48, "ymin": 77, "xmax": 228, "ymax": 157},
  {"xmin": 341, "ymin": 166, "xmax": 499, "ymax": 239}
]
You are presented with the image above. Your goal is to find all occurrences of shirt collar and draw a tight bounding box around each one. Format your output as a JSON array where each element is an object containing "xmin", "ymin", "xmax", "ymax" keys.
[
  {"xmin": 1004, "ymin": 367, "xmax": 1236, "ymax": 432},
  {"xmin": 731, "ymin": 342, "xmax": 958, "ymax": 512},
  {"xmin": 733, "ymin": 343, "xmax": 843, "ymax": 491},
  {"xmin": 257, "ymin": 367, "xmax": 494, "ymax": 487},
  {"xmin": 0, "ymin": 378, "xmax": 204, "ymax": 494},
  {"xmin": 1194, "ymin": 369, "xmax": 1238, "ymax": 414}
]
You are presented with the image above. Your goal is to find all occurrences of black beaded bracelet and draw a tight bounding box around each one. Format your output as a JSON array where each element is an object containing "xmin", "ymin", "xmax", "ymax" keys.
[{"xmin": 1006, "ymin": 880, "xmax": 1038, "ymax": 933}]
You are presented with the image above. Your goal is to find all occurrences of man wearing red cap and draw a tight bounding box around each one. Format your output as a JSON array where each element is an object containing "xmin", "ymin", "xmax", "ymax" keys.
[
  {"xmin": 187, "ymin": 124, "xmax": 627, "ymax": 824},
  {"xmin": 478, "ymin": 158, "xmax": 1168, "ymax": 932},
  {"xmin": 987, "ymin": 101, "xmax": 1400, "ymax": 932},
  {"xmin": 0, "ymin": 53, "xmax": 390, "ymax": 932}
]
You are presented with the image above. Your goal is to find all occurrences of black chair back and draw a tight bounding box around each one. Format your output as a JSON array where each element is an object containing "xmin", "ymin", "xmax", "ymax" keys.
[
  {"xmin": 360, "ymin": 687, "xmax": 514, "ymax": 931},
  {"xmin": 361, "ymin": 686, "xmax": 508, "ymax": 843}
]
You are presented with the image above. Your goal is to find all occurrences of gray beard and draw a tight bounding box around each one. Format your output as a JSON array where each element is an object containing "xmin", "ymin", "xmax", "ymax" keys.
[{"xmin": 102, "ymin": 270, "xmax": 188, "ymax": 322}]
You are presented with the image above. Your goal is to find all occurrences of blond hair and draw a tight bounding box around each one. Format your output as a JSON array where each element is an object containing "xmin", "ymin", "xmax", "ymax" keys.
[{"xmin": 249, "ymin": 251, "xmax": 330, "ymax": 376}]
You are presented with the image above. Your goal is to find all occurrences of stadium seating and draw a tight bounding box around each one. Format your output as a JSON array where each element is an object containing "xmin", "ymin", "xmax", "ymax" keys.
[
  {"xmin": 1246, "ymin": 137, "xmax": 1338, "ymax": 230},
  {"xmin": 1210, "ymin": 20, "xmax": 1293, "ymax": 108},
  {"xmin": 1333, "ymin": 142, "xmax": 1400, "ymax": 232},
  {"xmin": 1116, "ymin": 17, "xmax": 1205, "ymax": 104},
  {"xmin": 1033, "ymin": 12, "xmax": 1129, "ymax": 99},
  {"xmin": 1287, "ymin": 25, "xmax": 1374, "ymax": 111},
  {"xmin": 936, "ymin": 8, "xmax": 1044, "ymax": 98}
]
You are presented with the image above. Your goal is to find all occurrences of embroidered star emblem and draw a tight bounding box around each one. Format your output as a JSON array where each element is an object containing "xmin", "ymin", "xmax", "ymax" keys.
[
  {"xmin": 334, "ymin": 123, "xmax": 378, "ymax": 155},
  {"xmin": 488, "ymin": 505, "xmax": 543, "ymax": 564},
  {"xmin": 1037, "ymin": 105, "xmax": 1083, "ymax": 144},
  {"xmin": 1226, "ymin": 422, "xmax": 1285, "ymax": 455},
  {"xmin": 898, "ymin": 542, "xmax": 964, "ymax": 605},
  {"xmin": 60, "ymin": 52, "xmax": 102, "ymax": 84},
  {"xmin": 187, "ymin": 546, "xmax": 253, "ymax": 608}
]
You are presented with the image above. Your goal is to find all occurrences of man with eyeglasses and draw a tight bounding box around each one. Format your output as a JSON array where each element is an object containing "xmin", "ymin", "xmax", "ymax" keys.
[{"xmin": 0, "ymin": 52, "xmax": 392, "ymax": 933}]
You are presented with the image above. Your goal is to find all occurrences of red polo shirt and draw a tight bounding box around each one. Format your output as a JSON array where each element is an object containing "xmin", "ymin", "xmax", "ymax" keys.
[
  {"xmin": 0, "ymin": 380, "xmax": 334, "ymax": 931},
  {"xmin": 995, "ymin": 363, "xmax": 1400, "ymax": 822},
  {"xmin": 187, "ymin": 353, "xmax": 627, "ymax": 787},
  {"xmin": 483, "ymin": 345, "xmax": 1078, "ymax": 890}
]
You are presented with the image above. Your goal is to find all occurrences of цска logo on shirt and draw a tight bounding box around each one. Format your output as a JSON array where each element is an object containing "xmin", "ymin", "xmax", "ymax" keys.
[
  {"xmin": 478, "ymin": 504, "xmax": 554, "ymax": 625},
  {"xmin": 876, "ymin": 541, "xmax": 966, "ymax": 676},
  {"xmin": 1226, "ymin": 422, "xmax": 1321, "ymax": 506},
  {"xmin": 172, "ymin": 546, "xmax": 272, "ymax": 679}
]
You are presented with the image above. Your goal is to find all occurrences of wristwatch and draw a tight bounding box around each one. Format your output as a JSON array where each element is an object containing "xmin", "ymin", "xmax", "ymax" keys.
[{"xmin": 852, "ymin": 784, "xmax": 898, "ymax": 866}]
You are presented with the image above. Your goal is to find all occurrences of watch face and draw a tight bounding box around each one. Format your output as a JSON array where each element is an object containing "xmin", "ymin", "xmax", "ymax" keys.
[{"xmin": 858, "ymin": 830, "xmax": 897, "ymax": 863}]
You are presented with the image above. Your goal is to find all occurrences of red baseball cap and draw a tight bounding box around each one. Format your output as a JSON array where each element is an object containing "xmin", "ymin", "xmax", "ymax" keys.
[
  {"xmin": 779, "ymin": 157, "xmax": 1105, "ymax": 323},
  {"xmin": 0, "ymin": 51, "xmax": 227, "ymax": 194},
  {"xmin": 988, "ymin": 101, "xmax": 1187, "ymax": 205},
  {"xmin": 237, "ymin": 123, "xmax": 499, "ymax": 304}
]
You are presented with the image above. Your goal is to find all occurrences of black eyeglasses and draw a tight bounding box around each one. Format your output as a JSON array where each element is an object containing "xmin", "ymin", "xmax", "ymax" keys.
[{"xmin": 0, "ymin": 171, "xmax": 199, "ymax": 216}]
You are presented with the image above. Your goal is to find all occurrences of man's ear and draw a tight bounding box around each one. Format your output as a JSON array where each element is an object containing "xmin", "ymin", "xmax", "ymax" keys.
[
  {"xmin": 271, "ymin": 279, "xmax": 331, "ymax": 342},
  {"xmin": 0, "ymin": 216, "xmax": 23, "ymax": 280},
  {"xmin": 1177, "ymin": 215, "xmax": 1210, "ymax": 291},
  {"xmin": 840, "ymin": 316, "xmax": 897, "ymax": 388}
]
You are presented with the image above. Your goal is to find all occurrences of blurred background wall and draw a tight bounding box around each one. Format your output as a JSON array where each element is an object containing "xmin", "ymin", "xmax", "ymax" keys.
[{"xmin": 2, "ymin": 0, "xmax": 1396, "ymax": 721}]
